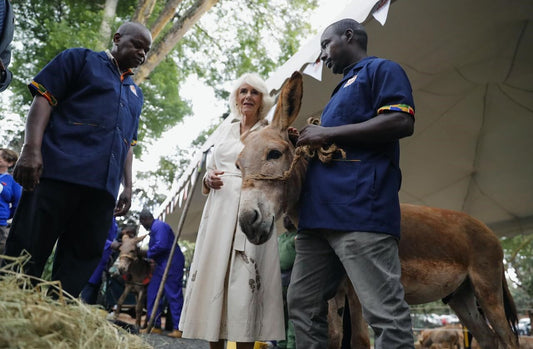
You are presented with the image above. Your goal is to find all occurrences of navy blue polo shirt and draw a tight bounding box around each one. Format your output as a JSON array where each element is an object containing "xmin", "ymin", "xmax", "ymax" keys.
[
  {"xmin": 298, "ymin": 56, "xmax": 415, "ymax": 237},
  {"xmin": 28, "ymin": 48, "xmax": 143, "ymax": 198}
]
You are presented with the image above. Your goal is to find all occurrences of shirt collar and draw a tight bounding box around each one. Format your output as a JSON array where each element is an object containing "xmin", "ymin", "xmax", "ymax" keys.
[
  {"xmin": 342, "ymin": 56, "xmax": 375, "ymax": 77},
  {"xmin": 105, "ymin": 50, "xmax": 134, "ymax": 81}
]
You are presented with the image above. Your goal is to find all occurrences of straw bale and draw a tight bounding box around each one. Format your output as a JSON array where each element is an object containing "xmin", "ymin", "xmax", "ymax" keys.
[{"xmin": 0, "ymin": 253, "xmax": 152, "ymax": 349}]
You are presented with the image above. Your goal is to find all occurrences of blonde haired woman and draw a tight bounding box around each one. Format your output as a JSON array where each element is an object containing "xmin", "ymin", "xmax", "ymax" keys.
[{"xmin": 179, "ymin": 73, "xmax": 284, "ymax": 349}]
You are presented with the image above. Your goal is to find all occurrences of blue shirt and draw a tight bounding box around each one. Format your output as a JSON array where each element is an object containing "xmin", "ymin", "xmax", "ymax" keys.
[
  {"xmin": 0, "ymin": 173, "xmax": 22, "ymax": 225},
  {"xmin": 298, "ymin": 57, "xmax": 415, "ymax": 237},
  {"xmin": 0, "ymin": 0, "xmax": 5, "ymax": 35},
  {"xmin": 29, "ymin": 48, "xmax": 143, "ymax": 198},
  {"xmin": 147, "ymin": 219, "xmax": 184, "ymax": 275}
]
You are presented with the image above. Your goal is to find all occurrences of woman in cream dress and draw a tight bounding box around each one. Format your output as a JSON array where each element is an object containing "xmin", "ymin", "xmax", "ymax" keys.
[{"xmin": 179, "ymin": 73, "xmax": 285, "ymax": 349}]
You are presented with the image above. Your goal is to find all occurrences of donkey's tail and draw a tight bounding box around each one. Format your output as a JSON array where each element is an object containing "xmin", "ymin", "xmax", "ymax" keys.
[{"xmin": 502, "ymin": 271, "xmax": 519, "ymax": 339}]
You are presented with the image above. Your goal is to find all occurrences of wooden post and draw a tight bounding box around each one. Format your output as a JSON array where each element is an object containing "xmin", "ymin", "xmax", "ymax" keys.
[{"xmin": 144, "ymin": 157, "xmax": 204, "ymax": 333}]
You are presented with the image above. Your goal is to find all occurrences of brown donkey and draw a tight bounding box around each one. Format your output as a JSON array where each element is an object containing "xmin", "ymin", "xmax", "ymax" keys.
[
  {"xmin": 114, "ymin": 233, "xmax": 151, "ymax": 329},
  {"xmin": 236, "ymin": 71, "xmax": 519, "ymax": 349}
]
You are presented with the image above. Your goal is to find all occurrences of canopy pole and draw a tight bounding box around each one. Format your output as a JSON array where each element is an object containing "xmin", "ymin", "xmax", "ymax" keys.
[{"xmin": 145, "ymin": 160, "xmax": 204, "ymax": 333}]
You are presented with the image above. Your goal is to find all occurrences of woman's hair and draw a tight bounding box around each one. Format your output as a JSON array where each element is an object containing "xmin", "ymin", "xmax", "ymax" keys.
[{"xmin": 229, "ymin": 73, "xmax": 274, "ymax": 120}]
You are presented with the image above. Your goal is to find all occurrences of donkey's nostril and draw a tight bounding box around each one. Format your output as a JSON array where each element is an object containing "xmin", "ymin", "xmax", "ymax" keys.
[
  {"xmin": 242, "ymin": 209, "xmax": 259, "ymax": 225},
  {"xmin": 252, "ymin": 209, "xmax": 259, "ymax": 223}
]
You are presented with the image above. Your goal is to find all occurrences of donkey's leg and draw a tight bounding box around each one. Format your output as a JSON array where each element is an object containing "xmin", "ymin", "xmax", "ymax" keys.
[
  {"xmin": 115, "ymin": 283, "xmax": 132, "ymax": 320},
  {"xmin": 346, "ymin": 280, "xmax": 370, "ymax": 349},
  {"xmin": 464, "ymin": 221, "xmax": 519, "ymax": 349},
  {"xmin": 469, "ymin": 270, "xmax": 518, "ymax": 349},
  {"xmin": 327, "ymin": 278, "xmax": 346, "ymax": 349},
  {"xmin": 446, "ymin": 279, "xmax": 499, "ymax": 349},
  {"xmin": 136, "ymin": 287, "xmax": 145, "ymax": 329}
]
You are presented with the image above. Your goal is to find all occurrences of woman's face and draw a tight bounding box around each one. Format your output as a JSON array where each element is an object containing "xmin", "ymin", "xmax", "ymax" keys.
[{"xmin": 237, "ymin": 83, "xmax": 263, "ymax": 118}]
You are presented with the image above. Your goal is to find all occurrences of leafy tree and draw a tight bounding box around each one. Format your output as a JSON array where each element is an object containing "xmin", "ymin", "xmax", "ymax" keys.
[
  {"xmin": 134, "ymin": 145, "xmax": 194, "ymax": 211},
  {"xmin": 4, "ymin": 0, "xmax": 318, "ymax": 153},
  {"xmin": 501, "ymin": 234, "xmax": 533, "ymax": 314},
  {"xmin": 4, "ymin": 0, "xmax": 318, "ymax": 208}
]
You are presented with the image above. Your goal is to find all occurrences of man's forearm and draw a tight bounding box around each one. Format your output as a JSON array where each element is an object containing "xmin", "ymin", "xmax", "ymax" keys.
[
  {"xmin": 24, "ymin": 95, "xmax": 53, "ymax": 147},
  {"xmin": 122, "ymin": 146, "xmax": 133, "ymax": 189}
]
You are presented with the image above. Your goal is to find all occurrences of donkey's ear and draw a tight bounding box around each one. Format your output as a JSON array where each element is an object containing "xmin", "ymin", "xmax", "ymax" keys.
[{"xmin": 271, "ymin": 71, "xmax": 303, "ymax": 131}]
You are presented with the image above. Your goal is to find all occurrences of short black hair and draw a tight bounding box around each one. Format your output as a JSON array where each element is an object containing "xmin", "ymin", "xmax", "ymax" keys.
[
  {"xmin": 122, "ymin": 225, "xmax": 138, "ymax": 236},
  {"xmin": 139, "ymin": 209, "xmax": 153, "ymax": 219},
  {"xmin": 329, "ymin": 18, "xmax": 368, "ymax": 51}
]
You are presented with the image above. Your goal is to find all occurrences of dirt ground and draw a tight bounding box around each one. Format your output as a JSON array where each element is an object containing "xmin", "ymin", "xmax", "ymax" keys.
[{"xmin": 113, "ymin": 312, "xmax": 209, "ymax": 349}]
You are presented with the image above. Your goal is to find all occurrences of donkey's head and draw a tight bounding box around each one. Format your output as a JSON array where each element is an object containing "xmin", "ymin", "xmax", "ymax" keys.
[
  {"xmin": 237, "ymin": 71, "xmax": 305, "ymax": 245},
  {"xmin": 117, "ymin": 234, "xmax": 147, "ymax": 275}
]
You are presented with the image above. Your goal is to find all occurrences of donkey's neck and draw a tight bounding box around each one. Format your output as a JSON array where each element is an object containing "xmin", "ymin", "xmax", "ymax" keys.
[{"xmin": 284, "ymin": 148, "xmax": 309, "ymax": 228}]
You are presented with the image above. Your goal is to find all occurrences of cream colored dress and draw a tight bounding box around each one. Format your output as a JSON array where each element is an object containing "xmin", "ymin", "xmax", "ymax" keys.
[{"xmin": 179, "ymin": 120, "xmax": 285, "ymax": 342}]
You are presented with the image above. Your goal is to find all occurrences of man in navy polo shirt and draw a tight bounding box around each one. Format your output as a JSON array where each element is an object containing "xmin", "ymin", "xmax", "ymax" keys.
[
  {"xmin": 288, "ymin": 19, "xmax": 416, "ymax": 348},
  {"xmin": 4, "ymin": 22, "xmax": 152, "ymax": 297}
]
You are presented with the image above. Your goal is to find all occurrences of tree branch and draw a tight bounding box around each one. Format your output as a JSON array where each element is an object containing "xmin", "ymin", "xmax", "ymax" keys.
[
  {"xmin": 134, "ymin": 0, "xmax": 219, "ymax": 84},
  {"xmin": 132, "ymin": 0, "xmax": 158, "ymax": 24},
  {"xmin": 150, "ymin": 0, "xmax": 184, "ymax": 40},
  {"xmin": 96, "ymin": 0, "xmax": 119, "ymax": 51}
]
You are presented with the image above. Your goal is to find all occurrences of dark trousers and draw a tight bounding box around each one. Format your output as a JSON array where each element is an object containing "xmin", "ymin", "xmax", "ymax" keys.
[
  {"xmin": 4, "ymin": 179, "xmax": 115, "ymax": 297},
  {"xmin": 147, "ymin": 264, "xmax": 184, "ymax": 330}
]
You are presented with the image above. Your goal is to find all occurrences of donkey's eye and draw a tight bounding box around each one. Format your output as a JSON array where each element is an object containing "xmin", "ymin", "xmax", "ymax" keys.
[{"xmin": 266, "ymin": 149, "xmax": 282, "ymax": 160}]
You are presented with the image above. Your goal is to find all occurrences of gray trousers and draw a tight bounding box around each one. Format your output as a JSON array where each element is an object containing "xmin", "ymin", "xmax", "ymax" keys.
[{"xmin": 287, "ymin": 230, "xmax": 414, "ymax": 349}]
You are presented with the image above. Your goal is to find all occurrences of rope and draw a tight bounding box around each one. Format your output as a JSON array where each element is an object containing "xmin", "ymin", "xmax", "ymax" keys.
[
  {"xmin": 118, "ymin": 253, "xmax": 135, "ymax": 261},
  {"xmin": 244, "ymin": 117, "xmax": 346, "ymax": 182}
]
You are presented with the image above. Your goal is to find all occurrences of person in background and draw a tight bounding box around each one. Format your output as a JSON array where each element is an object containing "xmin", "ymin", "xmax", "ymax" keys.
[
  {"xmin": 179, "ymin": 73, "xmax": 285, "ymax": 349},
  {"xmin": 139, "ymin": 209, "xmax": 184, "ymax": 339},
  {"xmin": 0, "ymin": 148, "xmax": 21, "ymax": 254},
  {"xmin": 3, "ymin": 22, "xmax": 152, "ymax": 297},
  {"xmin": 0, "ymin": 0, "xmax": 14, "ymax": 92},
  {"xmin": 277, "ymin": 215, "xmax": 297, "ymax": 349},
  {"xmin": 289, "ymin": 18, "xmax": 416, "ymax": 348},
  {"xmin": 80, "ymin": 217, "xmax": 119, "ymax": 304}
]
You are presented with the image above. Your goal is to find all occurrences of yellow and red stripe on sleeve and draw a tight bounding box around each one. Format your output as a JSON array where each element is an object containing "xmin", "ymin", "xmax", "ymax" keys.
[
  {"xmin": 377, "ymin": 104, "xmax": 414, "ymax": 116},
  {"xmin": 29, "ymin": 81, "xmax": 58, "ymax": 107}
]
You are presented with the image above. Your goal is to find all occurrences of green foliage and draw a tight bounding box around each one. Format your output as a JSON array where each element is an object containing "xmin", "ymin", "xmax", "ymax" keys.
[
  {"xmin": 7, "ymin": 0, "xmax": 189, "ymax": 151},
  {"xmin": 176, "ymin": 0, "xmax": 318, "ymax": 99},
  {"xmin": 179, "ymin": 239, "xmax": 195, "ymax": 272},
  {"xmin": 501, "ymin": 234, "xmax": 533, "ymax": 313},
  {"xmin": 134, "ymin": 145, "xmax": 197, "ymax": 210},
  {"xmin": 4, "ymin": 0, "xmax": 318, "ymax": 206},
  {"xmin": 8, "ymin": 0, "xmax": 104, "ymax": 121},
  {"xmin": 191, "ymin": 120, "xmax": 222, "ymax": 147},
  {"xmin": 134, "ymin": 57, "xmax": 192, "ymax": 156}
]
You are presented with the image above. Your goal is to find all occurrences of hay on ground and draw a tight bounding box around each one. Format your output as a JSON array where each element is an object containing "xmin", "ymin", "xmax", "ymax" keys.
[{"xmin": 0, "ymin": 253, "xmax": 152, "ymax": 349}]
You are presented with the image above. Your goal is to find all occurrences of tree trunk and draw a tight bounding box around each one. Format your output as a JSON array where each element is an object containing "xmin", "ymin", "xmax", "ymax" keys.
[
  {"xmin": 150, "ymin": 0, "xmax": 184, "ymax": 39},
  {"xmin": 132, "ymin": 0, "xmax": 158, "ymax": 24},
  {"xmin": 96, "ymin": 0, "xmax": 119, "ymax": 51},
  {"xmin": 134, "ymin": 0, "xmax": 219, "ymax": 84}
]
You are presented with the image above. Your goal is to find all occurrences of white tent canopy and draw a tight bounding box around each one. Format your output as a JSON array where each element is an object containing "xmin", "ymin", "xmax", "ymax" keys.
[{"xmin": 158, "ymin": 0, "xmax": 533, "ymax": 241}]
